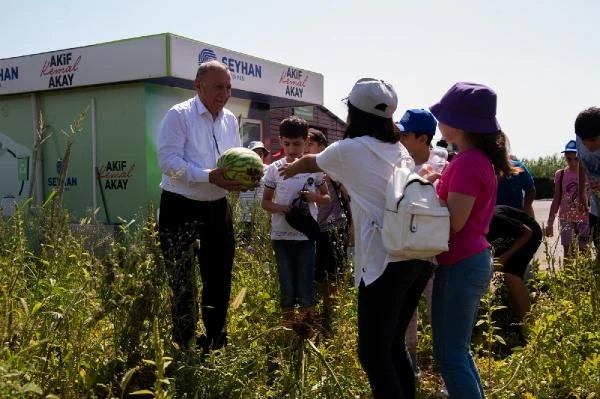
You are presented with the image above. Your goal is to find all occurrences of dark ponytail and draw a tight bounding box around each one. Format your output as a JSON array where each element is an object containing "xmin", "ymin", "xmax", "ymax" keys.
[
  {"xmin": 466, "ymin": 131, "xmax": 520, "ymax": 178},
  {"xmin": 344, "ymin": 103, "xmax": 398, "ymax": 143}
]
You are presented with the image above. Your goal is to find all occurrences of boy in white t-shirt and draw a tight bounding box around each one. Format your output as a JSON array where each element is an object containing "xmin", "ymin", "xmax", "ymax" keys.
[{"xmin": 262, "ymin": 116, "xmax": 330, "ymax": 337}]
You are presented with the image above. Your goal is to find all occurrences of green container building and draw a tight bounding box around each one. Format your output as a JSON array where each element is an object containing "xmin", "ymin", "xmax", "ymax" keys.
[{"xmin": 0, "ymin": 33, "xmax": 324, "ymax": 222}]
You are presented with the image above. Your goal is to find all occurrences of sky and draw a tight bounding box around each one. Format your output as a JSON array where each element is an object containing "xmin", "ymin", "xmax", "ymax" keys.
[{"xmin": 1, "ymin": 0, "xmax": 598, "ymax": 159}]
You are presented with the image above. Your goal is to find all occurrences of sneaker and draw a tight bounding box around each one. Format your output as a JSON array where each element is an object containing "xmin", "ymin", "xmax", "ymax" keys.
[
  {"xmin": 440, "ymin": 384, "xmax": 449, "ymax": 397},
  {"xmin": 293, "ymin": 309, "xmax": 315, "ymax": 339},
  {"xmin": 165, "ymin": 351, "xmax": 185, "ymax": 377},
  {"xmin": 409, "ymin": 353, "xmax": 420, "ymax": 378},
  {"xmin": 212, "ymin": 332, "xmax": 228, "ymax": 351},
  {"xmin": 195, "ymin": 333, "xmax": 228, "ymax": 360},
  {"xmin": 196, "ymin": 334, "xmax": 211, "ymax": 358},
  {"xmin": 281, "ymin": 310, "xmax": 296, "ymax": 329},
  {"xmin": 292, "ymin": 321, "xmax": 315, "ymax": 339}
]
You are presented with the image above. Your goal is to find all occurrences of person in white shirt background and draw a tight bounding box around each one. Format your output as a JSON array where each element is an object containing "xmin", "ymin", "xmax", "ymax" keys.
[
  {"xmin": 279, "ymin": 78, "xmax": 434, "ymax": 399},
  {"xmin": 238, "ymin": 140, "xmax": 270, "ymax": 242},
  {"xmin": 156, "ymin": 60, "xmax": 244, "ymax": 355}
]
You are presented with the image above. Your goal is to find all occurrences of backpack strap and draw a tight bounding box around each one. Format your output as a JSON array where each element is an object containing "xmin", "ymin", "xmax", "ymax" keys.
[
  {"xmin": 558, "ymin": 168, "xmax": 565, "ymax": 199},
  {"xmin": 352, "ymin": 137, "xmax": 413, "ymax": 225},
  {"xmin": 330, "ymin": 179, "xmax": 353, "ymax": 226},
  {"xmin": 352, "ymin": 137, "xmax": 413, "ymax": 169}
]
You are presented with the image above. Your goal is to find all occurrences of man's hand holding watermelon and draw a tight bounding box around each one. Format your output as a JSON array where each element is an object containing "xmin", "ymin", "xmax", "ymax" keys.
[
  {"xmin": 208, "ymin": 167, "xmax": 245, "ymax": 191},
  {"xmin": 215, "ymin": 147, "xmax": 265, "ymax": 191}
]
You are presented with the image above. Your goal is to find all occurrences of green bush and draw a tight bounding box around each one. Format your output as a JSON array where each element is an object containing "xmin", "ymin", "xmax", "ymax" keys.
[
  {"xmin": 522, "ymin": 154, "xmax": 564, "ymax": 180},
  {"xmin": 2, "ymin": 192, "xmax": 600, "ymax": 398},
  {"xmin": 522, "ymin": 154, "xmax": 565, "ymax": 199}
]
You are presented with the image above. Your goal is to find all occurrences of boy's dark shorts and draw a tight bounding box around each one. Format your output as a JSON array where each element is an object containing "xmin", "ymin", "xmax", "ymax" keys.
[
  {"xmin": 314, "ymin": 227, "xmax": 348, "ymax": 283},
  {"xmin": 502, "ymin": 229, "xmax": 542, "ymax": 279}
]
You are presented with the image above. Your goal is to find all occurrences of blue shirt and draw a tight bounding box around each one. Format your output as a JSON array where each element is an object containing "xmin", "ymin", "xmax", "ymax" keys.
[
  {"xmin": 496, "ymin": 160, "xmax": 535, "ymax": 209},
  {"xmin": 576, "ymin": 136, "xmax": 600, "ymax": 216}
]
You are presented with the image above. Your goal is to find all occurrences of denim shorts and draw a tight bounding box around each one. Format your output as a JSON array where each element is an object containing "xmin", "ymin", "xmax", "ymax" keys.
[{"xmin": 272, "ymin": 240, "xmax": 316, "ymax": 309}]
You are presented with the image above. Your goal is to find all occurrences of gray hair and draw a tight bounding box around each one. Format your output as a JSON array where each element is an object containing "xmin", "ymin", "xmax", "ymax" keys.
[{"xmin": 196, "ymin": 60, "xmax": 229, "ymax": 80}]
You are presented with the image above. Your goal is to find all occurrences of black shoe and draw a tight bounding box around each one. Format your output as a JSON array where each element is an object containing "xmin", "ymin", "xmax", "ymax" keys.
[
  {"xmin": 196, "ymin": 334, "xmax": 211, "ymax": 358},
  {"xmin": 196, "ymin": 333, "xmax": 228, "ymax": 360},
  {"xmin": 292, "ymin": 315, "xmax": 315, "ymax": 340},
  {"xmin": 292, "ymin": 321, "xmax": 314, "ymax": 339},
  {"xmin": 319, "ymin": 311, "xmax": 334, "ymax": 338},
  {"xmin": 212, "ymin": 332, "xmax": 228, "ymax": 351},
  {"xmin": 165, "ymin": 351, "xmax": 185, "ymax": 377}
]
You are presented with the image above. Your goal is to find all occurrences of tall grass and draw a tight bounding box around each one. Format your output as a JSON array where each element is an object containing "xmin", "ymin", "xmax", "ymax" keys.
[
  {"xmin": 482, "ymin": 250, "xmax": 600, "ymax": 398},
  {"xmin": 2, "ymin": 195, "xmax": 600, "ymax": 398},
  {"xmin": 522, "ymin": 154, "xmax": 564, "ymax": 179},
  {"xmin": 2, "ymin": 142, "xmax": 600, "ymax": 397}
]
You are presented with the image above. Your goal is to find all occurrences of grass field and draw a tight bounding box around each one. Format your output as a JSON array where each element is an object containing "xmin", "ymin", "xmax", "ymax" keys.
[{"xmin": 1, "ymin": 193, "xmax": 600, "ymax": 398}]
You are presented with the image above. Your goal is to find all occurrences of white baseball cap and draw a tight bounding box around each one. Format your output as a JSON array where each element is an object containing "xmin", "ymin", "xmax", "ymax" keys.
[
  {"xmin": 347, "ymin": 78, "xmax": 398, "ymax": 119},
  {"xmin": 247, "ymin": 141, "xmax": 270, "ymax": 154}
]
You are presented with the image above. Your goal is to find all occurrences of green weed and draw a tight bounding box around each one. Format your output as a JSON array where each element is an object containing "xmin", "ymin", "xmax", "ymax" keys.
[{"xmin": 1, "ymin": 148, "xmax": 599, "ymax": 397}]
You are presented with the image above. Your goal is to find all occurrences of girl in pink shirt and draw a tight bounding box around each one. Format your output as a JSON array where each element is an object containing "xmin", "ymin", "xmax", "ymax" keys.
[
  {"xmin": 428, "ymin": 82, "xmax": 519, "ymax": 399},
  {"xmin": 545, "ymin": 140, "xmax": 590, "ymax": 260}
]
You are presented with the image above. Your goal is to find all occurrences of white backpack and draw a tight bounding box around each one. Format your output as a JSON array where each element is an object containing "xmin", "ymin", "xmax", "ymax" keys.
[{"xmin": 356, "ymin": 138, "xmax": 450, "ymax": 259}]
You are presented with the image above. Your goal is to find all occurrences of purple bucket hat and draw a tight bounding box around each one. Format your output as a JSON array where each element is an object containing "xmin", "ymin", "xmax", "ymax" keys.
[{"xmin": 430, "ymin": 82, "xmax": 501, "ymax": 133}]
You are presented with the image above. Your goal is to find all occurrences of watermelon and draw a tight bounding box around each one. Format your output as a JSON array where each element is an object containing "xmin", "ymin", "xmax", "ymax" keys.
[{"xmin": 217, "ymin": 147, "xmax": 264, "ymax": 189}]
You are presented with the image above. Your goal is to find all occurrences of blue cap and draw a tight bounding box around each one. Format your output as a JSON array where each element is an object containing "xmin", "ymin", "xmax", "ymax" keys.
[
  {"xmin": 561, "ymin": 139, "xmax": 577, "ymax": 154},
  {"xmin": 396, "ymin": 108, "xmax": 437, "ymax": 136}
]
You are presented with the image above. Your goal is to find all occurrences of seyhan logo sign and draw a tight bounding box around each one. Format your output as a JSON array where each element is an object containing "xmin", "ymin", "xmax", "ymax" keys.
[
  {"xmin": 199, "ymin": 49, "xmax": 217, "ymax": 63},
  {"xmin": 198, "ymin": 48, "xmax": 262, "ymax": 82},
  {"xmin": 0, "ymin": 66, "xmax": 19, "ymax": 87}
]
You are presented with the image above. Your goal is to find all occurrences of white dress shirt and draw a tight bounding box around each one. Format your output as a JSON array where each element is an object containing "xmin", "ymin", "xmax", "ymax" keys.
[{"xmin": 157, "ymin": 95, "xmax": 241, "ymax": 201}]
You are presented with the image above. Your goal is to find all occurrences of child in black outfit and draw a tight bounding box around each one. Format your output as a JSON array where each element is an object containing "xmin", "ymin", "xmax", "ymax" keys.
[{"xmin": 486, "ymin": 205, "xmax": 542, "ymax": 323}]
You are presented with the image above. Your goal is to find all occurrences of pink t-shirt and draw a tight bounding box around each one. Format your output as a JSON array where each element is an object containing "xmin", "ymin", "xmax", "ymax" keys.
[
  {"xmin": 555, "ymin": 168, "xmax": 587, "ymax": 222},
  {"xmin": 436, "ymin": 149, "xmax": 496, "ymax": 266}
]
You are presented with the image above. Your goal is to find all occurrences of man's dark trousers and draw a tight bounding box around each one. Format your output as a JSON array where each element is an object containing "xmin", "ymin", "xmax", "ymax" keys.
[{"xmin": 158, "ymin": 190, "xmax": 235, "ymax": 349}]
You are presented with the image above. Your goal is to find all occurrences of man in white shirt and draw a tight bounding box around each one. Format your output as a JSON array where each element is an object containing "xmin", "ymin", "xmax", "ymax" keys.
[{"xmin": 156, "ymin": 60, "xmax": 243, "ymax": 354}]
